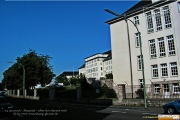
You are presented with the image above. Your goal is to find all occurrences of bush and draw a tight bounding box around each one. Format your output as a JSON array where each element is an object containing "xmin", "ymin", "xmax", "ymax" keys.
[
  {"xmin": 135, "ymin": 89, "xmax": 144, "ymax": 99},
  {"xmin": 102, "ymin": 84, "xmax": 117, "ymax": 98}
]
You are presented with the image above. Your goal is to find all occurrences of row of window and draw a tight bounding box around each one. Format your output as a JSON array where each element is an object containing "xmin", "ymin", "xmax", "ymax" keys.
[
  {"xmin": 134, "ymin": 6, "xmax": 172, "ymax": 33},
  {"xmin": 151, "ymin": 62, "xmax": 178, "ymax": 78},
  {"xmin": 149, "ymin": 35, "xmax": 175, "ymax": 58},
  {"xmin": 104, "ymin": 60, "xmax": 112, "ymax": 65},
  {"xmin": 154, "ymin": 83, "xmax": 180, "ymax": 94}
]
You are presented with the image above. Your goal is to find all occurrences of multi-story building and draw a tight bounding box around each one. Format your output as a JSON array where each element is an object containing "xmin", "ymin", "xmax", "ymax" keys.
[
  {"xmin": 79, "ymin": 50, "xmax": 112, "ymax": 80},
  {"xmin": 106, "ymin": 0, "xmax": 180, "ymax": 98}
]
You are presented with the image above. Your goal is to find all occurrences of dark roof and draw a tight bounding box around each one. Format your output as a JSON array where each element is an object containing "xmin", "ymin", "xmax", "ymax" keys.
[
  {"xmin": 123, "ymin": 0, "xmax": 152, "ymax": 15},
  {"xmin": 103, "ymin": 50, "xmax": 111, "ymax": 55},
  {"xmin": 106, "ymin": 0, "xmax": 175, "ymax": 24},
  {"xmin": 62, "ymin": 71, "xmax": 79, "ymax": 76},
  {"xmin": 78, "ymin": 64, "xmax": 85, "ymax": 69},
  {"xmin": 85, "ymin": 50, "xmax": 111, "ymax": 59}
]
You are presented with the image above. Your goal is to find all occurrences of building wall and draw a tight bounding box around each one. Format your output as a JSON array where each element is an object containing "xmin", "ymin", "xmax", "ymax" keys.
[{"xmin": 109, "ymin": 1, "xmax": 180, "ymax": 97}]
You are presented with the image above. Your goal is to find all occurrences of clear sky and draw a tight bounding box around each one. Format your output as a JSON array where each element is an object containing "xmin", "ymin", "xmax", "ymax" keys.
[{"xmin": 0, "ymin": 0, "xmax": 139, "ymax": 82}]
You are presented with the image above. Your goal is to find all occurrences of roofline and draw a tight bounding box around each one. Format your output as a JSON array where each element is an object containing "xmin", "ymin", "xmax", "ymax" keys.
[
  {"xmin": 105, "ymin": 0, "xmax": 176, "ymax": 25},
  {"xmin": 84, "ymin": 50, "xmax": 111, "ymax": 59}
]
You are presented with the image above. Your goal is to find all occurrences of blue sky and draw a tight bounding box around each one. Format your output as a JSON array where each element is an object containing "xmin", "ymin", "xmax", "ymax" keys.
[{"xmin": 0, "ymin": 0, "xmax": 139, "ymax": 82}]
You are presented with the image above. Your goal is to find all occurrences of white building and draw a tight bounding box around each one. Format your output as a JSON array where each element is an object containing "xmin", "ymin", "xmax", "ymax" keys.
[
  {"xmin": 79, "ymin": 50, "xmax": 112, "ymax": 80},
  {"xmin": 106, "ymin": 0, "xmax": 180, "ymax": 98}
]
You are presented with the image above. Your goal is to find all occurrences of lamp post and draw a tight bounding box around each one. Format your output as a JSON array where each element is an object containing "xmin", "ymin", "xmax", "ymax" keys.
[
  {"xmin": 105, "ymin": 8, "xmax": 147, "ymax": 108},
  {"xmin": 8, "ymin": 62, "xmax": 26, "ymax": 99}
]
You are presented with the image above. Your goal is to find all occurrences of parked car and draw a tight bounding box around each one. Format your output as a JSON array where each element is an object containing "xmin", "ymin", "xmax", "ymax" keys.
[
  {"xmin": 163, "ymin": 100, "xmax": 180, "ymax": 114},
  {"xmin": 0, "ymin": 91, "xmax": 7, "ymax": 97},
  {"xmin": 0, "ymin": 96, "xmax": 13, "ymax": 112}
]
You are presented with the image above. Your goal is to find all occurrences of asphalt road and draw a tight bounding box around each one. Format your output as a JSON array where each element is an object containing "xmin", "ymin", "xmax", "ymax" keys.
[{"xmin": 1, "ymin": 97, "xmax": 164, "ymax": 120}]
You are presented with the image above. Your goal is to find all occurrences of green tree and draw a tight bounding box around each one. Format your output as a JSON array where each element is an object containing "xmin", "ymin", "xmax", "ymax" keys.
[
  {"xmin": 55, "ymin": 74, "xmax": 69, "ymax": 86},
  {"xmin": 2, "ymin": 49, "xmax": 55, "ymax": 90},
  {"xmin": 105, "ymin": 73, "xmax": 113, "ymax": 79}
]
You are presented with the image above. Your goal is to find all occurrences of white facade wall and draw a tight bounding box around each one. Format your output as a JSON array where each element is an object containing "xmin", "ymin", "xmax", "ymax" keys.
[
  {"xmin": 79, "ymin": 52, "xmax": 112, "ymax": 80},
  {"xmin": 103, "ymin": 59, "xmax": 113, "ymax": 74},
  {"xmin": 109, "ymin": 1, "xmax": 180, "ymax": 91}
]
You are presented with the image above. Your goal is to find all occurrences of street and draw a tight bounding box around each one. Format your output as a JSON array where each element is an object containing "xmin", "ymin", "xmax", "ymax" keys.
[{"xmin": 1, "ymin": 97, "xmax": 164, "ymax": 120}]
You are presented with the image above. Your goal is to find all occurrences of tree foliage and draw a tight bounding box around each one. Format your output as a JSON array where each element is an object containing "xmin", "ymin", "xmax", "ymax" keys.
[
  {"xmin": 2, "ymin": 50, "xmax": 55, "ymax": 90},
  {"xmin": 55, "ymin": 74, "xmax": 69, "ymax": 86},
  {"xmin": 105, "ymin": 73, "xmax": 113, "ymax": 79}
]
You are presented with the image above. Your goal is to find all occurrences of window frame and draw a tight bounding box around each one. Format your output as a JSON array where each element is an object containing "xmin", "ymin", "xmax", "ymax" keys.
[
  {"xmin": 160, "ymin": 63, "xmax": 168, "ymax": 77},
  {"xmin": 163, "ymin": 6, "xmax": 172, "ymax": 29},
  {"xmin": 173, "ymin": 83, "xmax": 180, "ymax": 94},
  {"xmin": 154, "ymin": 84, "xmax": 160, "ymax": 94},
  {"xmin": 149, "ymin": 39, "xmax": 157, "ymax": 59},
  {"xmin": 167, "ymin": 35, "xmax": 176, "ymax": 56},
  {"xmin": 137, "ymin": 55, "xmax": 142, "ymax": 70},
  {"xmin": 170, "ymin": 62, "xmax": 178, "ymax": 77},
  {"xmin": 134, "ymin": 16, "xmax": 140, "ymax": 25},
  {"xmin": 158, "ymin": 37, "xmax": 166, "ymax": 57},
  {"xmin": 135, "ymin": 32, "xmax": 141, "ymax": 48},
  {"xmin": 151, "ymin": 64, "xmax": 159, "ymax": 78},
  {"xmin": 146, "ymin": 12, "xmax": 154, "ymax": 33},
  {"xmin": 154, "ymin": 9, "xmax": 163, "ymax": 31}
]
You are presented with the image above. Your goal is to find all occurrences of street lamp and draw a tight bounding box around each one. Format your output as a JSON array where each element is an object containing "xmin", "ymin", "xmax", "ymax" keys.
[
  {"xmin": 105, "ymin": 8, "xmax": 147, "ymax": 108},
  {"xmin": 8, "ymin": 62, "xmax": 26, "ymax": 99}
]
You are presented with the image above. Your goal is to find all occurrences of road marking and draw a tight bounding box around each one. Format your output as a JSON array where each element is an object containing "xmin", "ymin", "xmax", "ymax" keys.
[
  {"xmin": 112, "ymin": 111, "xmax": 121, "ymax": 112},
  {"xmin": 122, "ymin": 112, "xmax": 127, "ymax": 113},
  {"xmin": 142, "ymin": 113, "xmax": 150, "ymax": 114}
]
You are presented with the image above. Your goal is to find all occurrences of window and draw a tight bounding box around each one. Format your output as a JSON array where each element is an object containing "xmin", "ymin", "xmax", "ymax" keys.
[
  {"xmin": 173, "ymin": 83, "xmax": 180, "ymax": 94},
  {"xmin": 163, "ymin": 6, "xmax": 172, "ymax": 29},
  {"xmin": 152, "ymin": 64, "xmax": 158, "ymax": 78},
  {"xmin": 154, "ymin": 84, "xmax": 160, "ymax": 94},
  {"xmin": 149, "ymin": 39, "xmax": 157, "ymax": 58},
  {"xmin": 137, "ymin": 55, "xmax": 142, "ymax": 70},
  {"xmin": 146, "ymin": 12, "xmax": 154, "ymax": 33},
  {"xmin": 163, "ymin": 84, "xmax": 169, "ymax": 92},
  {"xmin": 167, "ymin": 35, "xmax": 176, "ymax": 55},
  {"xmin": 158, "ymin": 37, "xmax": 166, "ymax": 57},
  {"xmin": 134, "ymin": 16, "xmax": 139, "ymax": 25},
  {"xmin": 135, "ymin": 32, "xmax": 141, "ymax": 47},
  {"xmin": 170, "ymin": 62, "xmax": 178, "ymax": 76},
  {"xmin": 154, "ymin": 9, "xmax": 162, "ymax": 31},
  {"xmin": 161, "ymin": 63, "xmax": 168, "ymax": 77},
  {"xmin": 139, "ymin": 79, "xmax": 143, "ymax": 88}
]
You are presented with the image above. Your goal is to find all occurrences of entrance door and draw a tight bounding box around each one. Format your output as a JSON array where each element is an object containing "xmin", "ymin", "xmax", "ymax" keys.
[{"xmin": 163, "ymin": 84, "xmax": 170, "ymax": 98}]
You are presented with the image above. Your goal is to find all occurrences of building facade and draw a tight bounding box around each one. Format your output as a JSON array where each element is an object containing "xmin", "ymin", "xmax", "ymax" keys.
[
  {"xmin": 106, "ymin": 0, "xmax": 180, "ymax": 98},
  {"xmin": 79, "ymin": 50, "xmax": 112, "ymax": 80}
]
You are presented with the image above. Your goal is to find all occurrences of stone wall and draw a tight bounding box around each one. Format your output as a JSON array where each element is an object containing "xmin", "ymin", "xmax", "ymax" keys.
[{"xmin": 113, "ymin": 98, "xmax": 178, "ymax": 107}]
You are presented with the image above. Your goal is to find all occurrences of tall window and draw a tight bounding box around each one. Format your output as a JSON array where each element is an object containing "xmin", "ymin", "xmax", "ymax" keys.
[
  {"xmin": 149, "ymin": 39, "xmax": 157, "ymax": 58},
  {"xmin": 139, "ymin": 79, "xmax": 143, "ymax": 88},
  {"xmin": 152, "ymin": 64, "xmax": 158, "ymax": 78},
  {"xmin": 154, "ymin": 9, "xmax": 162, "ymax": 31},
  {"xmin": 154, "ymin": 84, "xmax": 160, "ymax": 94},
  {"xmin": 167, "ymin": 35, "xmax": 176, "ymax": 55},
  {"xmin": 134, "ymin": 16, "xmax": 139, "ymax": 25},
  {"xmin": 146, "ymin": 12, "xmax": 154, "ymax": 33},
  {"xmin": 170, "ymin": 62, "xmax": 178, "ymax": 76},
  {"xmin": 163, "ymin": 6, "xmax": 172, "ymax": 29},
  {"xmin": 135, "ymin": 32, "xmax": 141, "ymax": 47},
  {"xmin": 173, "ymin": 83, "xmax": 180, "ymax": 94},
  {"xmin": 137, "ymin": 55, "xmax": 142, "ymax": 70},
  {"xmin": 161, "ymin": 63, "xmax": 168, "ymax": 77},
  {"xmin": 158, "ymin": 37, "xmax": 166, "ymax": 57}
]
